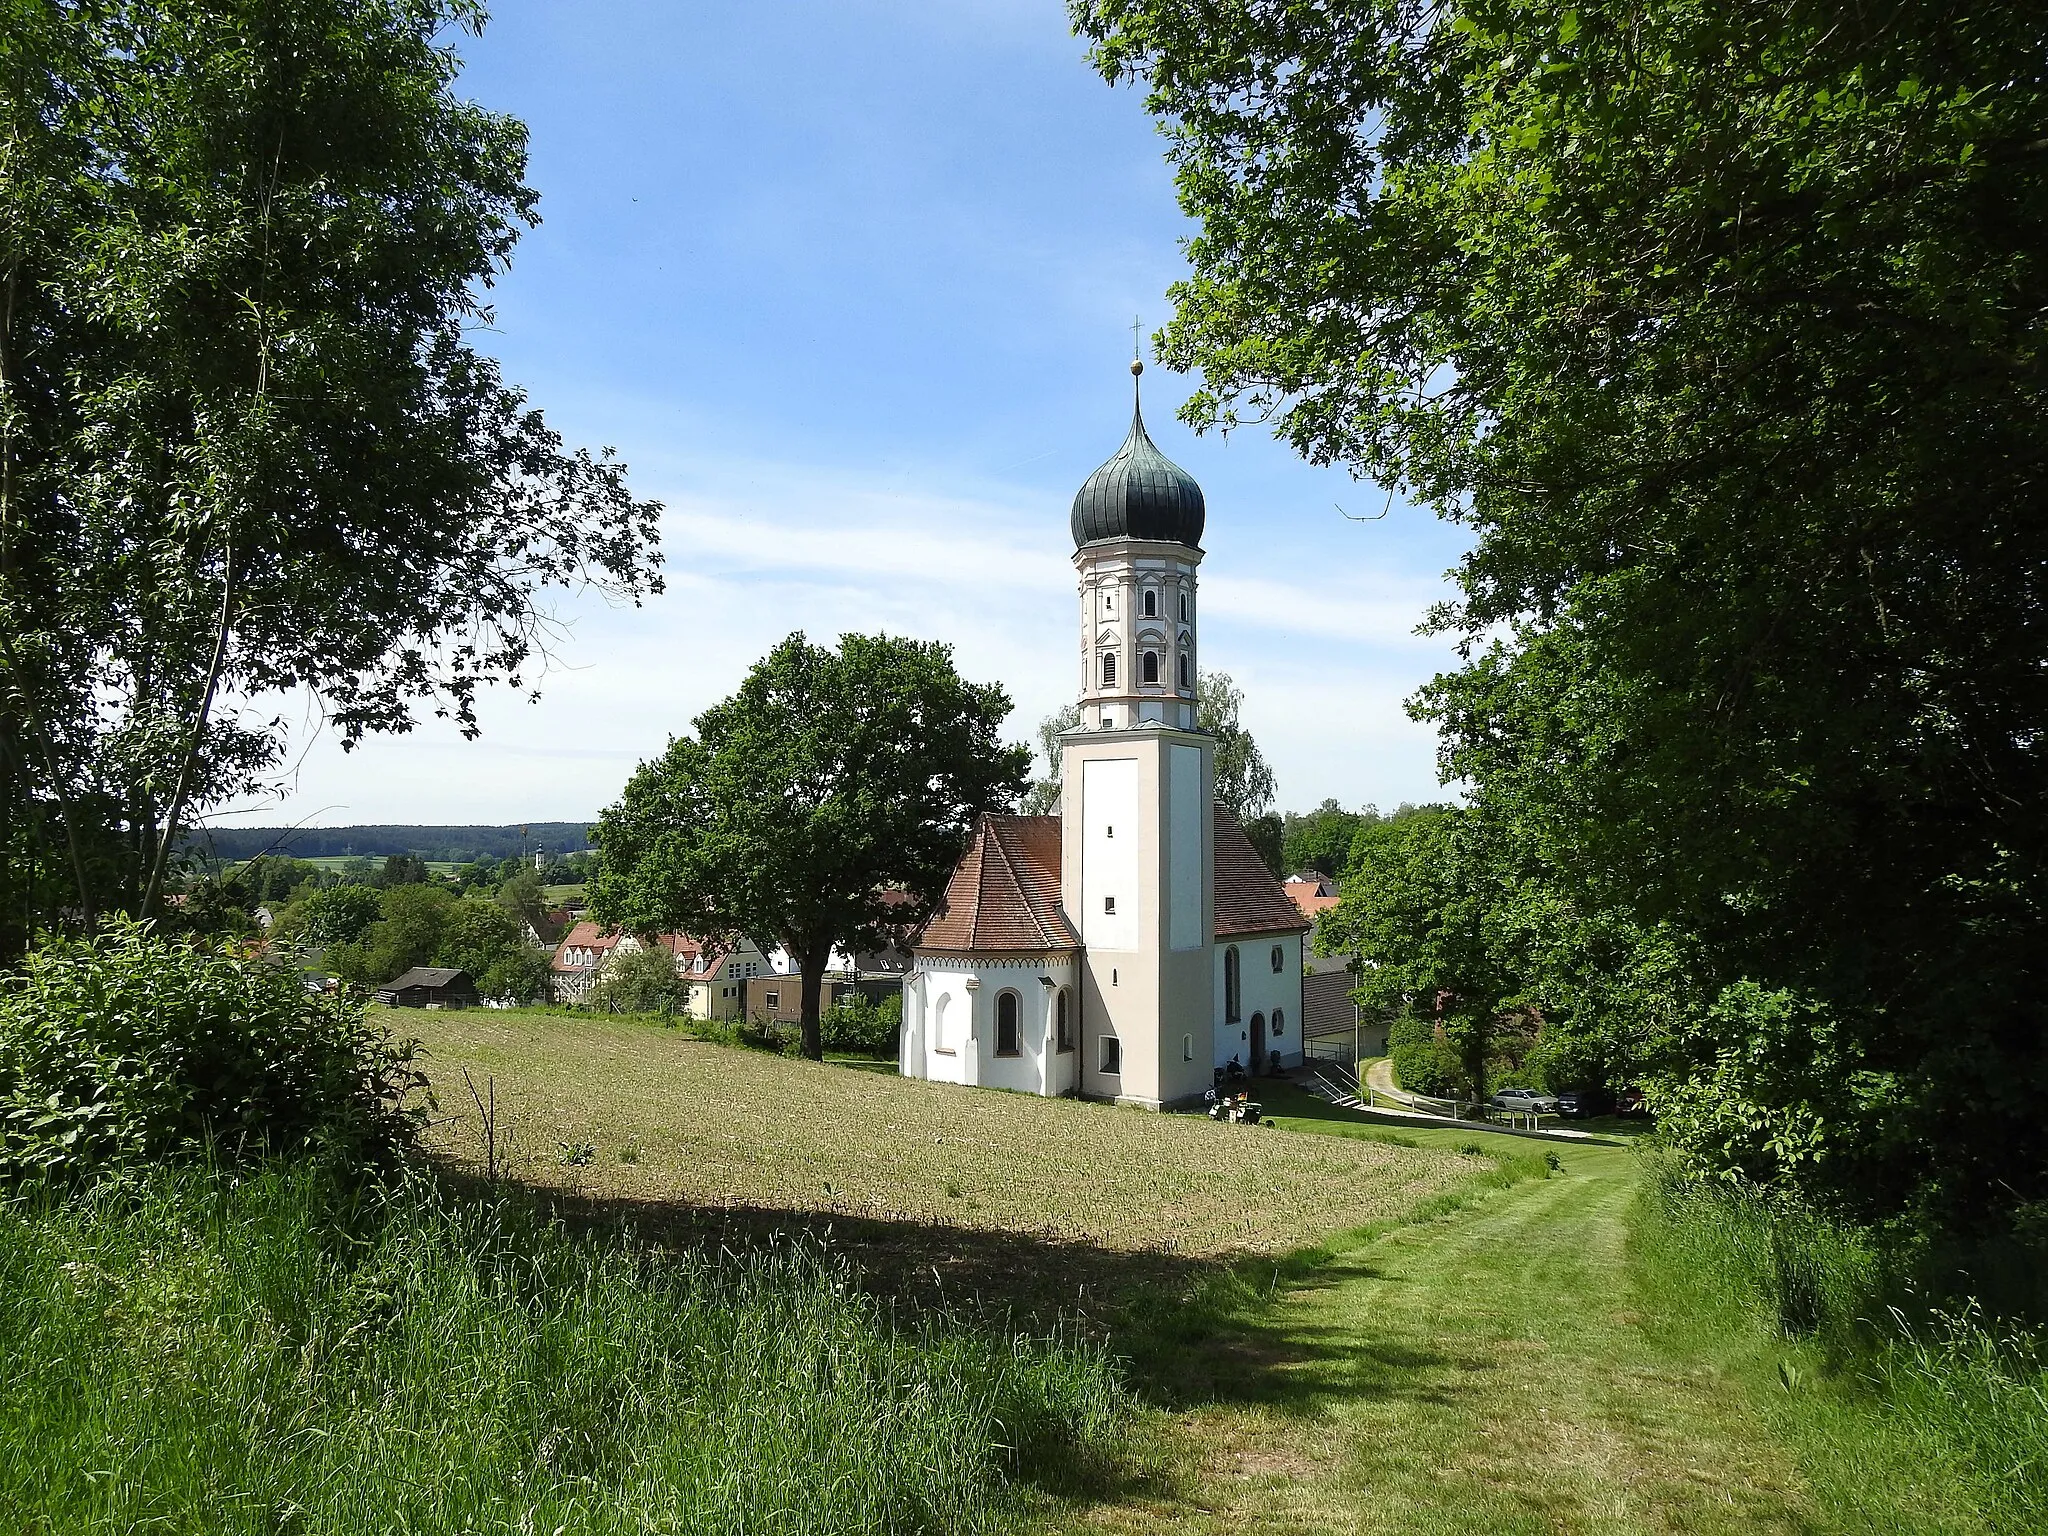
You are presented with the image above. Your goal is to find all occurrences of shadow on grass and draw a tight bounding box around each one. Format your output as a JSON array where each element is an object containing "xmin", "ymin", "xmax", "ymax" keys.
[{"xmin": 432, "ymin": 1140, "xmax": 1527, "ymax": 1429}]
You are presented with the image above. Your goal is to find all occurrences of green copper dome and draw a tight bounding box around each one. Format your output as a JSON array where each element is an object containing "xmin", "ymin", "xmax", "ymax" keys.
[{"xmin": 1070, "ymin": 391, "xmax": 1206, "ymax": 550}]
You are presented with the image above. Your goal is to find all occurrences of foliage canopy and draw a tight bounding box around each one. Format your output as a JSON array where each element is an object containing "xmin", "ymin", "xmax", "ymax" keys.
[
  {"xmin": 590, "ymin": 633, "xmax": 1027, "ymax": 1059},
  {"xmin": 1076, "ymin": 0, "xmax": 2048, "ymax": 1233}
]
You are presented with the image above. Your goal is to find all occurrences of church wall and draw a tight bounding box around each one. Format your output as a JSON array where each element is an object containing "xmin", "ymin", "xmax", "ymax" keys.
[
  {"xmin": 902, "ymin": 954, "xmax": 1081, "ymax": 1096},
  {"xmin": 1214, "ymin": 931, "xmax": 1306, "ymax": 1073}
]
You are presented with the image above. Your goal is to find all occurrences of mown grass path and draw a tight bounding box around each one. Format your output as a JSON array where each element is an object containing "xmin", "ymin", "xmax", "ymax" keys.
[{"xmin": 1080, "ymin": 1137, "xmax": 1977, "ymax": 1535}]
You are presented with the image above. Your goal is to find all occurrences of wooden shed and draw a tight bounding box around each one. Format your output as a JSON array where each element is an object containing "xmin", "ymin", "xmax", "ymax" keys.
[{"xmin": 376, "ymin": 966, "xmax": 479, "ymax": 1009}]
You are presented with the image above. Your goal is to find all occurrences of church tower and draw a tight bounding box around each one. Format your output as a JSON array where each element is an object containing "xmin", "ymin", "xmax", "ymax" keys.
[{"xmin": 1060, "ymin": 358, "xmax": 1217, "ymax": 1108}]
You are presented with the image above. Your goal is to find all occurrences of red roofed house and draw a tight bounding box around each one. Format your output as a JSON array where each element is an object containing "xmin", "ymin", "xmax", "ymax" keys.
[
  {"xmin": 550, "ymin": 922, "xmax": 767, "ymax": 1015},
  {"xmin": 1282, "ymin": 873, "xmax": 1342, "ymax": 922},
  {"xmin": 902, "ymin": 367, "xmax": 1310, "ymax": 1108}
]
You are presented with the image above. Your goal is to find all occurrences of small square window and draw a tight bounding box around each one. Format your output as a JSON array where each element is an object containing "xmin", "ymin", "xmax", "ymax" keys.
[
  {"xmin": 1104, "ymin": 896, "xmax": 1116, "ymax": 913},
  {"xmin": 1100, "ymin": 1036, "xmax": 1122, "ymax": 1075},
  {"xmin": 765, "ymin": 991, "xmax": 780, "ymax": 1009}
]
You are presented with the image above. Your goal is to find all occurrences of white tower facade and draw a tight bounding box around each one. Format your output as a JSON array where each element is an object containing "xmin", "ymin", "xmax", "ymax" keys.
[{"xmin": 1060, "ymin": 361, "xmax": 1217, "ymax": 1107}]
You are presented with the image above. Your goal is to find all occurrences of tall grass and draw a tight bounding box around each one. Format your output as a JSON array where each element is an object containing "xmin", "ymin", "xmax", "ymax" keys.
[
  {"xmin": 0, "ymin": 1166, "xmax": 1128, "ymax": 1534},
  {"xmin": 1637, "ymin": 1158, "xmax": 2048, "ymax": 1530}
]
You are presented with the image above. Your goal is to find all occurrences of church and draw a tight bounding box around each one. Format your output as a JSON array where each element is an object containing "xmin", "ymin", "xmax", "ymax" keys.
[{"xmin": 899, "ymin": 360, "xmax": 1310, "ymax": 1108}]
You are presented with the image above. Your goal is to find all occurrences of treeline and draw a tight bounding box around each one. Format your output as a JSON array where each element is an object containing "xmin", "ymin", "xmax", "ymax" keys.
[
  {"xmin": 188, "ymin": 822, "xmax": 594, "ymax": 865},
  {"xmin": 1084, "ymin": 0, "xmax": 2048, "ymax": 1259}
]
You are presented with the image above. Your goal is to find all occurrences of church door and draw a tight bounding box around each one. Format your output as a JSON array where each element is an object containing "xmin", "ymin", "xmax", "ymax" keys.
[{"xmin": 1250, "ymin": 1012, "xmax": 1266, "ymax": 1074}]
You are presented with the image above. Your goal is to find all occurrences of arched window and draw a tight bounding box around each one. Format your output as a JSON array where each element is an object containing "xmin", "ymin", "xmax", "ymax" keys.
[
  {"xmin": 1224, "ymin": 945, "xmax": 1241, "ymax": 1023},
  {"xmin": 1141, "ymin": 650, "xmax": 1159, "ymax": 685},
  {"xmin": 1100, "ymin": 651, "xmax": 1117, "ymax": 687},
  {"xmin": 1055, "ymin": 989, "xmax": 1072, "ymax": 1051},
  {"xmin": 933, "ymin": 993, "xmax": 953, "ymax": 1054},
  {"xmin": 996, "ymin": 991, "xmax": 1020, "ymax": 1056},
  {"xmin": 1179, "ymin": 589, "xmax": 1189, "ymax": 621},
  {"xmin": 1177, "ymin": 652, "xmax": 1190, "ymax": 689},
  {"xmin": 1143, "ymin": 588, "xmax": 1157, "ymax": 617},
  {"xmin": 1271, "ymin": 944, "xmax": 1284, "ymax": 972},
  {"xmin": 1183, "ymin": 1033, "xmax": 1194, "ymax": 1061},
  {"xmin": 1273, "ymin": 1007, "xmax": 1285, "ymax": 1036}
]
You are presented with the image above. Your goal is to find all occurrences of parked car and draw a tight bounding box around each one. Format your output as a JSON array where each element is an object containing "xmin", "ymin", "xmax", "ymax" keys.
[
  {"xmin": 1555, "ymin": 1088, "xmax": 1612, "ymax": 1118},
  {"xmin": 1489, "ymin": 1087, "xmax": 1560, "ymax": 1115}
]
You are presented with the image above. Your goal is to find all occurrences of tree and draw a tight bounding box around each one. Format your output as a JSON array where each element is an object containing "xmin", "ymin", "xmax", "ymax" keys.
[
  {"xmin": 296, "ymin": 885, "xmax": 383, "ymax": 948},
  {"xmin": 495, "ymin": 869, "xmax": 547, "ymax": 930},
  {"xmin": 591, "ymin": 633, "xmax": 1027, "ymax": 1059},
  {"xmin": 1320, "ymin": 808, "xmax": 1535, "ymax": 1102},
  {"xmin": 1284, "ymin": 800, "xmax": 1370, "ymax": 880},
  {"xmin": 379, "ymin": 855, "xmax": 431, "ymax": 888},
  {"xmin": 586, "ymin": 943, "xmax": 690, "ymax": 1016},
  {"xmin": 1075, "ymin": 0, "xmax": 2048, "ymax": 1234},
  {"xmin": 0, "ymin": 0, "xmax": 661, "ymax": 960},
  {"xmin": 1197, "ymin": 671, "xmax": 1275, "ymax": 821},
  {"xmin": 1020, "ymin": 703, "xmax": 1082, "ymax": 815},
  {"xmin": 437, "ymin": 895, "xmax": 524, "ymax": 982},
  {"xmin": 331, "ymin": 883, "xmax": 454, "ymax": 989}
]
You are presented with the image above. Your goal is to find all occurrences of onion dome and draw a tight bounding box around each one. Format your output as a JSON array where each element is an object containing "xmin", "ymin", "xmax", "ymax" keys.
[{"xmin": 1070, "ymin": 360, "xmax": 1206, "ymax": 549}]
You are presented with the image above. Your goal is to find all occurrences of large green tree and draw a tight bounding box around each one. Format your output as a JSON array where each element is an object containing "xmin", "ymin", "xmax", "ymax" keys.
[
  {"xmin": 590, "ymin": 634, "xmax": 1028, "ymax": 1060},
  {"xmin": 1076, "ymin": 0, "xmax": 2048, "ymax": 1233},
  {"xmin": 1019, "ymin": 669, "xmax": 1276, "ymax": 820},
  {"xmin": 0, "ymin": 0, "xmax": 660, "ymax": 959}
]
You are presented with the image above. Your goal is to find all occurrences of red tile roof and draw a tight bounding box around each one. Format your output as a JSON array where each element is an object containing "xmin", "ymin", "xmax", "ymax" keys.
[
  {"xmin": 917, "ymin": 815, "xmax": 1080, "ymax": 953},
  {"xmin": 915, "ymin": 805, "xmax": 1311, "ymax": 954},
  {"xmin": 1214, "ymin": 807, "xmax": 1314, "ymax": 937},
  {"xmin": 552, "ymin": 923, "xmax": 739, "ymax": 975}
]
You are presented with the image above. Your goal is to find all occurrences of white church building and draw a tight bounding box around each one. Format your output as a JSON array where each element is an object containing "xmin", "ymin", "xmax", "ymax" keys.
[{"xmin": 900, "ymin": 361, "xmax": 1310, "ymax": 1109}]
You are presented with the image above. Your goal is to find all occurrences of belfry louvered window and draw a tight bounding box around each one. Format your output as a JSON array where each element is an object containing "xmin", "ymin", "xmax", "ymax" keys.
[{"xmin": 1101, "ymin": 651, "xmax": 1117, "ymax": 687}]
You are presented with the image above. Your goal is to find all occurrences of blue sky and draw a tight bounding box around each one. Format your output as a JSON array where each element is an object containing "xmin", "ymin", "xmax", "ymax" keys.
[{"xmin": 243, "ymin": 0, "xmax": 1471, "ymax": 830}]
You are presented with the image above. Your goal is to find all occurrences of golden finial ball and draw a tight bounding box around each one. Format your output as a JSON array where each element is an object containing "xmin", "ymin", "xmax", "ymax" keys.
[{"xmin": 1130, "ymin": 358, "xmax": 1144, "ymax": 376}]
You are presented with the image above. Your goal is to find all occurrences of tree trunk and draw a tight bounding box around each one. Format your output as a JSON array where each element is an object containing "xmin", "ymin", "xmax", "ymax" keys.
[
  {"xmin": 140, "ymin": 538, "xmax": 235, "ymax": 918},
  {"xmin": 798, "ymin": 950, "xmax": 826, "ymax": 1061}
]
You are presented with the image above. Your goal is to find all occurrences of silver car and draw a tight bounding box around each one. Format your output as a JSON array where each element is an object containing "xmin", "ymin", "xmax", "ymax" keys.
[{"xmin": 1490, "ymin": 1087, "xmax": 1560, "ymax": 1115}]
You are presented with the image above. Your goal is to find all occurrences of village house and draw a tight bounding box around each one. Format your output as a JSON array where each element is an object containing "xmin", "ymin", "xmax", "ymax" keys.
[{"xmin": 548, "ymin": 921, "xmax": 770, "ymax": 1018}]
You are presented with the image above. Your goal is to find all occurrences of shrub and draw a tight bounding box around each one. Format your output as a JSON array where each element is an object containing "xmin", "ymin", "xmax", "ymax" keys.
[
  {"xmin": 587, "ymin": 944, "xmax": 691, "ymax": 1015},
  {"xmin": 0, "ymin": 920, "xmax": 427, "ymax": 1184},
  {"xmin": 1389, "ymin": 1012, "xmax": 1466, "ymax": 1098},
  {"xmin": 823, "ymin": 990, "xmax": 902, "ymax": 1055}
]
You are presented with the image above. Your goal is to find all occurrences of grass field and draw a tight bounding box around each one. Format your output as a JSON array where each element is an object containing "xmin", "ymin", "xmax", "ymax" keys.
[
  {"xmin": 386, "ymin": 1008, "xmax": 2027, "ymax": 1532},
  {"xmin": 403, "ymin": 1007, "xmax": 1480, "ymax": 1317}
]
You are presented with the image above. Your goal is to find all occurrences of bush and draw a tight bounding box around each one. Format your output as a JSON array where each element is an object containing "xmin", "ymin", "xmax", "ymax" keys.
[
  {"xmin": 824, "ymin": 990, "xmax": 902, "ymax": 1055},
  {"xmin": 1388, "ymin": 1011, "xmax": 1466, "ymax": 1098},
  {"xmin": 1637, "ymin": 1158, "xmax": 2048, "ymax": 1527},
  {"xmin": 586, "ymin": 943, "xmax": 692, "ymax": 1015},
  {"xmin": 0, "ymin": 1166, "xmax": 1131, "ymax": 1532},
  {"xmin": 0, "ymin": 920, "xmax": 427, "ymax": 1184}
]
